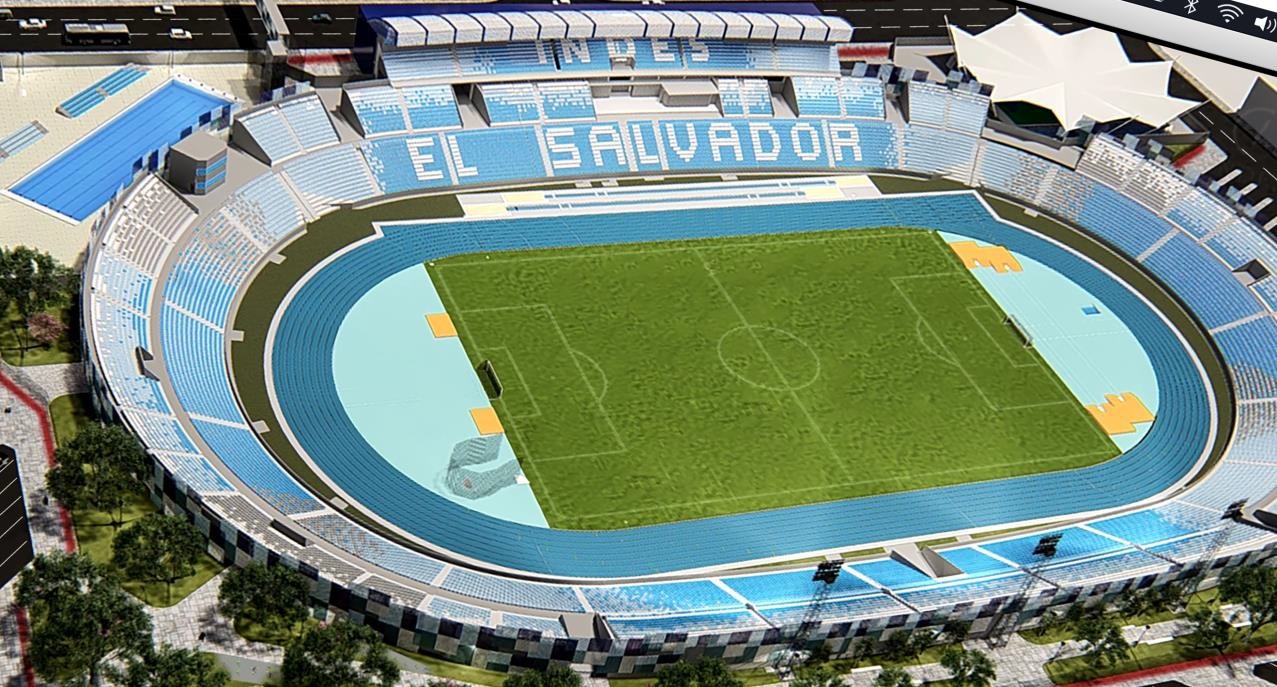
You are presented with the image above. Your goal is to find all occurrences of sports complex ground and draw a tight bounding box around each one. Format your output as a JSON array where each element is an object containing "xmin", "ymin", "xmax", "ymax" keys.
[
  {"xmin": 428, "ymin": 228, "xmax": 1116, "ymax": 529},
  {"xmin": 228, "ymin": 176, "xmax": 1234, "ymax": 543}
]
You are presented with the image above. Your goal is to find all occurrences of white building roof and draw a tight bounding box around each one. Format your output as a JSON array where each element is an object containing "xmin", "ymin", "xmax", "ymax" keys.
[
  {"xmin": 372, "ymin": 9, "xmax": 851, "ymax": 48},
  {"xmin": 950, "ymin": 13, "xmax": 1198, "ymax": 130}
]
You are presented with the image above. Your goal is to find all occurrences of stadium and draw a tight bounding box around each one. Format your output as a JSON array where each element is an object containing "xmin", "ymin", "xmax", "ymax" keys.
[{"xmin": 4, "ymin": 0, "xmax": 1277, "ymax": 681}]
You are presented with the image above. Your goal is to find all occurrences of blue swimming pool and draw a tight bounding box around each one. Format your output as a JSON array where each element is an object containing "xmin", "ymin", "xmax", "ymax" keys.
[{"xmin": 11, "ymin": 80, "xmax": 230, "ymax": 221}]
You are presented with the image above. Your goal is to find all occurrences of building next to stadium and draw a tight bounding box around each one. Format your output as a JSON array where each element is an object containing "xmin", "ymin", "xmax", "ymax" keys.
[{"xmin": 75, "ymin": 2, "xmax": 1277, "ymax": 677}]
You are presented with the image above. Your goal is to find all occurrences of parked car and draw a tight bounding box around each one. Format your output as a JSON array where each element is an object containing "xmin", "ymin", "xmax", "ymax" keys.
[
  {"xmin": 18, "ymin": 17, "xmax": 46, "ymax": 30},
  {"xmin": 0, "ymin": 9, "xmax": 15, "ymax": 19},
  {"xmin": 154, "ymin": 4, "xmax": 176, "ymax": 15},
  {"xmin": 168, "ymin": 27, "xmax": 191, "ymax": 39}
]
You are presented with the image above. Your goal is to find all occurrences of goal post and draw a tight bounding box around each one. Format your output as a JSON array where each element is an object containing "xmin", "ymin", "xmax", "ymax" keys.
[
  {"xmin": 1004, "ymin": 315, "xmax": 1033, "ymax": 348},
  {"xmin": 477, "ymin": 359, "xmax": 503, "ymax": 399}
]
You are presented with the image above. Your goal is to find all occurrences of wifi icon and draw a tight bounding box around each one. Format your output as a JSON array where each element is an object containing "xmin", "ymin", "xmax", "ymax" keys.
[{"xmin": 1218, "ymin": 3, "xmax": 1245, "ymax": 23}]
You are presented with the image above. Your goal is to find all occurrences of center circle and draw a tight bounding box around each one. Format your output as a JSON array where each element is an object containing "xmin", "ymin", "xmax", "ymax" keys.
[{"xmin": 716, "ymin": 325, "xmax": 821, "ymax": 392}]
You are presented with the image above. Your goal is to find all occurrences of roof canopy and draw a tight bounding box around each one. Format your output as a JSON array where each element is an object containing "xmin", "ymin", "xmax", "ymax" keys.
[
  {"xmin": 950, "ymin": 13, "xmax": 1197, "ymax": 130},
  {"xmin": 372, "ymin": 9, "xmax": 852, "ymax": 48}
]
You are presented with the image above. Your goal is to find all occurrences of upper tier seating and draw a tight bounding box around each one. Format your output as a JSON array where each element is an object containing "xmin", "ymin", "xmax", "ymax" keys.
[
  {"xmin": 345, "ymin": 86, "xmax": 411, "ymax": 136},
  {"xmin": 58, "ymin": 65, "xmax": 148, "ymax": 118},
  {"xmin": 537, "ymin": 81, "xmax": 595, "ymax": 121},
  {"xmin": 401, "ymin": 85, "xmax": 463, "ymax": 131},
  {"xmin": 906, "ymin": 81, "xmax": 988, "ymax": 134},
  {"xmin": 236, "ymin": 93, "xmax": 338, "ymax": 164},
  {"xmin": 476, "ymin": 82, "xmax": 540, "ymax": 125}
]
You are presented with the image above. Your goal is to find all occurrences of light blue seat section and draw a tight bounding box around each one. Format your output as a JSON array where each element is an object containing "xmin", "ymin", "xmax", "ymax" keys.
[
  {"xmin": 347, "ymin": 86, "xmax": 410, "ymax": 135},
  {"xmin": 282, "ymin": 145, "xmax": 378, "ymax": 209},
  {"xmin": 1041, "ymin": 549, "xmax": 1166, "ymax": 586},
  {"xmin": 841, "ymin": 77, "xmax": 885, "ymax": 118},
  {"xmin": 441, "ymin": 567, "xmax": 585, "ymax": 612},
  {"xmin": 937, "ymin": 547, "xmax": 1014, "ymax": 576},
  {"xmin": 1143, "ymin": 233, "xmax": 1262, "ymax": 329},
  {"xmin": 455, "ymin": 42, "xmax": 554, "ymax": 76},
  {"xmin": 381, "ymin": 48, "xmax": 460, "ymax": 81},
  {"xmin": 897, "ymin": 573, "xmax": 1027, "ymax": 608},
  {"xmin": 160, "ymin": 305, "xmax": 241, "ymax": 423},
  {"xmin": 360, "ymin": 134, "xmax": 455, "ymax": 195},
  {"xmin": 126, "ymin": 412, "xmax": 197, "ymax": 454},
  {"xmin": 902, "ymin": 126, "xmax": 976, "ymax": 177},
  {"xmin": 13, "ymin": 80, "xmax": 229, "ymax": 220},
  {"xmin": 165, "ymin": 237, "xmax": 249, "ymax": 326},
  {"xmin": 1251, "ymin": 278, "xmax": 1277, "ymax": 310},
  {"xmin": 976, "ymin": 141, "xmax": 1054, "ymax": 198},
  {"xmin": 1225, "ymin": 400, "xmax": 1277, "ymax": 465},
  {"xmin": 237, "ymin": 108, "xmax": 301, "ymax": 162},
  {"xmin": 400, "ymin": 85, "xmax": 462, "ymax": 131},
  {"xmin": 1213, "ymin": 317, "xmax": 1277, "ymax": 400},
  {"xmin": 477, "ymin": 82, "xmax": 541, "ymax": 125},
  {"xmin": 155, "ymin": 451, "xmax": 234, "ymax": 492},
  {"xmin": 498, "ymin": 613, "xmax": 563, "ymax": 637},
  {"xmin": 59, "ymin": 65, "xmax": 147, "ymax": 118},
  {"xmin": 1078, "ymin": 185, "xmax": 1172, "ymax": 257},
  {"xmin": 272, "ymin": 192, "xmax": 1208, "ymax": 577},
  {"xmin": 426, "ymin": 596, "xmax": 492, "ymax": 627},
  {"xmin": 581, "ymin": 581, "xmax": 741, "ymax": 615},
  {"xmin": 222, "ymin": 172, "xmax": 305, "ymax": 246},
  {"xmin": 297, "ymin": 513, "xmax": 445, "ymax": 583},
  {"xmin": 946, "ymin": 90, "xmax": 989, "ymax": 136},
  {"xmin": 1204, "ymin": 217, "xmax": 1277, "ymax": 269},
  {"xmin": 758, "ymin": 594, "xmax": 903, "ymax": 624},
  {"xmin": 609, "ymin": 610, "xmax": 766, "ymax": 638},
  {"xmin": 721, "ymin": 566, "xmax": 876, "ymax": 607},
  {"xmin": 276, "ymin": 95, "xmax": 338, "ymax": 150},
  {"xmin": 188, "ymin": 418, "xmax": 320, "ymax": 515},
  {"xmin": 96, "ymin": 249, "xmax": 154, "ymax": 312},
  {"xmin": 1168, "ymin": 190, "xmax": 1232, "ymax": 238},
  {"xmin": 906, "ymin": 82, "xmax": 948, "ymax": 127},
  {"xmin": 790, "ymin": 76, "xmax": 842, "ymax": 117},
  {"xmin": 92, "ymin": 296, "xmax": 171, "ymax": 415},
  {"xmin": 979, "ymin": 527, "xmax": 1125, "ymax": 566},
  {"xmin": 537, "ymin": 81, "xmax": 595, "ymax": 121},
  {"xmin": 852, "ymin": 559, "xmax": 934, "ymax": 588},
  {"xmin": 1086, "ymin": 509, "xmax": 1199, "ymax": 545},
  {"xmin": 0, "ymin": 122, "xmax": 46, "ymax": 161}
]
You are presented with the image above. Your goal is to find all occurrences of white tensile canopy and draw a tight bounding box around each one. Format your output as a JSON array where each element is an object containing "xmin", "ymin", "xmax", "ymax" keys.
[{"xmin": 949, "ymin": 13, "xmax": 1198, "ymax": 130}]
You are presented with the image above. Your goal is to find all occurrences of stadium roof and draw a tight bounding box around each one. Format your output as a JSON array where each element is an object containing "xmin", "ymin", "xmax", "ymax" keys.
[
  {"xmin": 371, "ymin": 8, "xmax": 853, "ymax": 48},
  {"xmin": 949, "ymin": 13, "xmax": 1197, "ymax": 130}
]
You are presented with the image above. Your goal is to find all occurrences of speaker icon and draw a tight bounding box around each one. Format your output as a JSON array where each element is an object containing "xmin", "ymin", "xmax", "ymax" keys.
[{"xmin": 1255, "ymin": 15, "xmax": 1277, "ymax": 32}]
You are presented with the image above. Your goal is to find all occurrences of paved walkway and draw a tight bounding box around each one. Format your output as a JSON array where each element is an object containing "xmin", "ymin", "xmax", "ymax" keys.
[{"xmin": 0, "ymin": 361, "xmax": 88, "ymax": 405}]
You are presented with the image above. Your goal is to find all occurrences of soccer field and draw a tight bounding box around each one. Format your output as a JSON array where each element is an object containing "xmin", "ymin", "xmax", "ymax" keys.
[{"xmin": 427, "ymin": 228, "xmax": 1118, "ymax": 530}]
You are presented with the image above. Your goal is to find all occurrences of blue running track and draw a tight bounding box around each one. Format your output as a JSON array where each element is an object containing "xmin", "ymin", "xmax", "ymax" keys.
[{"xmin": 11, "ymin": 80, "xmax": 229, "ymax": 221}]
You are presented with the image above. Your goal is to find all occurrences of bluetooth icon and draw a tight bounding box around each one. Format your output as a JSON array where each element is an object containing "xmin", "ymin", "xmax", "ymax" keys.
[{"xmin": 1185, "ymin": 0, "xmax": 1199, "ymax": 13}]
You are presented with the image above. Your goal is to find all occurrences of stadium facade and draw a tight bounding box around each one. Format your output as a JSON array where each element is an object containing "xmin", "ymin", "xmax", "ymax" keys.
[{"xmin": 76, "ymin": 6, "xmax": 1277, "ymax": 676}]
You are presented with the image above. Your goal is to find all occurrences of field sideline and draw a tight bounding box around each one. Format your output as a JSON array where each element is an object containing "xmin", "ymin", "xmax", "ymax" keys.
[{"xmin": 428, "ymin": 227, "xmax": 1118, "ymax": 530}]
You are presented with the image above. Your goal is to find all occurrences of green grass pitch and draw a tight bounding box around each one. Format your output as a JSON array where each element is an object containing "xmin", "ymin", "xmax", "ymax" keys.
[{"xmin": 426, "ymin": 228, "xmax": 1118, "ymax": 530}]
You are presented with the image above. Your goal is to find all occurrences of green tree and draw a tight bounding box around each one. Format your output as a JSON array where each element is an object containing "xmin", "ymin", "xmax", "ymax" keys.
[
  {"xmin": 1219, "ymin": 565, "xmax": 1277, "ymax": 637},
  {"xmin": 941, "ymin": 620, "xmax": 971, "ymax": 645},
  {"xmin": 1183, "ymin": 607, "xmax": 1235, "ymax": 657},
  {"xmin": 653, "ymin": 658, "xmax": 742, "ymax": 687},
  {"xmin": 16, "ymin": 552, "xmax": 153, "ymax": 687},
  {"xmin": 791, "ymin": 663, "xmax": 841, "ymax": 687},
  {"xmin": 121, "ymin": 645, "xmax": 229, "ymax": 687},
  {"xmin": 1034, "ymin": 608, "xmax": 1067, "ymax": 639},
  {"xmin": 281, "ymin": 621, "xmax": 399, "ymax": 687},
  {"xmin": 1116, "ymin": 589, "xmax": 1148, "ymax": 621},
  {"xmin": 1073, "ymin": 614, "xmax": 1130, "ymax": 669},
  {"xmin": 47, "ymin": 423, "xmax": 147, "ymax": 527},
  {"xmin": 880, "ymin": 631, "xmax": 914, "ymax": 664},
  {"xmin": 112, "ymin": 513, "xmax": 206, "ymax": 603},
  {"xmin": 872, "ymin": 666, "xmax": 913, "ymax": 687},
  {"xmin": 938, "ymin": 647, "xmax": 996, "ymax": 687},
  {"xmin": 0, "ymin": 246, "xmax": 73, "ymax": 362},
  {"xmin": 218, "ymin": 562, "xmax": 312, "ymax": 638},
  {"xmin": 503, "ymin": 666, "xmax": 582, "ymax": 687}
]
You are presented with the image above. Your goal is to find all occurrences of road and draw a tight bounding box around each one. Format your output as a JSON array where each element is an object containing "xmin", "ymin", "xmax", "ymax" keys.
[{"xmin": 0, "ymin": 4, "xmax": 265, "ymax": 51}]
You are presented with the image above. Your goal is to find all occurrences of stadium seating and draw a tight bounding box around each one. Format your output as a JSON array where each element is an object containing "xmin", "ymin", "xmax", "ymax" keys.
[
  {"xmin": 721, "ymin": 566, "xmax": 876, "ymax": 606},
  {"xmin": 902, "ymin": 126, "xmax": 977, "ymax": 179},
  {"xmin": 476, "ymin": 82, "xmax": 541, "ymax": 125},
  {"xmin": 537, "ymin": 81, "xmax": 595, "ymax": 121},
  {"xmin": 282, "ymin": 145, "xmax": 379, "ymax": 211},
  {"xmin": 1213, "ymin": 317, "xmax": 1277, "ymax": 400},
  {"xmin": 1087, "ymin": 509, "xmax": 1202, "ymax": 545},
  {"xmin": 609, "ymin": 610, "xmax": 766, "ymax": 637},
  {"xmin": 381, "ymin": 48, "xmax": 463, "ymax": 82},
  {"xmin": 58, "ymin": 65, "xmax": 148, "ymax": 118},
  {"xmin": 1168, "ymin": 190, "xmax": 1234, "ymax": 238},
  {"xmin": 160, "ymin": 306, "xmax": 242, "ymax": 423},
  {"xmin": 400, "ymin": 85, "xmax": 463, "ymax": 131},
  {"xmin": 346, "ymin": 86, "xmax": 411, "ymax": 136},
  {"xmin": 789, "ymin": 77, "xmax": 842, "ymax": 117},
  {"xmin": 426, "ymin": 596, "xmax": 493, "ymax": 627},
  {"xmin": 978, "ymin": 527, "xmax": 1127, "ymax": 566},
  {"xmin": 296, "ymin": 514, "xmax": 445, "ymax": 584},
  {"xmin": 1077, "ymin": 185, "xmax": 1175, "ymax": 257},
  {"xmin": 236, "ymin": 108, "xmax": 302, "ymax": 163},
  {"xmin": 582, "ymin": 581, "xmax": 742, "ymax": 615},
  {"xmin": 937, "ymin": 547, "xmax": 1014, "ymax": 575},
  {"xmin": 497, "ymin": 612, "xmax": 563, "ymax": 637},
  {"xmin": 758, "ymin": 594, "xmax": 903, "ymax": 625},
  {"xmin": 1204, "ymin": 217, "xmax": 1277, "ymax": 269},
  {"xmin": 441, "ymin": 568, "xmax": 586, "ymax": 612},
  {"xmin": 841, "ymin": 77, "xmax": 886, "ymax": 119},
  {"xmin": 223, "ymin": 173, "xmax": 307, "ymax": 246},
  {"xmin": 897, "ymin": 573, "xmax": 1031, "ymax": 609},
  {"xmin": 277, "ymin": 95, "xmax": 339, "ymax": 149},
  {"xmin": 0, "ymin": 122, "xmax": 46, "ymax": 162},
  {"xmin": 189, "ymin": 419, "xmax": 321, "ymax": 515},
  {"xmin": 1142, "ymin": 234, "xmax": 1263, "ymax": 329},
  {"xmin": 151, "ymin": 450, "xmax": 235, "ymax": 492},
  {"xmin": 975, "ymin": 141, "xmax": 1052, "ymax": 201}
]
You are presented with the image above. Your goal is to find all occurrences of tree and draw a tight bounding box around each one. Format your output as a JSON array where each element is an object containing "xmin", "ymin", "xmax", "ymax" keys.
[
  {"xmin": 1073, "ymin": 614, "xmax": 1131, "ymax": 669},
  {"xmin": 218, "ymin": 562, "xmax": 311, "ymax": 636},
  {"xmin": 26, "ymin": 311, "xmax": 65, "ymax": 347},
  {"xmin": 1219, "ymin": 564, "xmax": 1277, "ymax": 637},
  {"xmin": 281, "ymin": 621, "xmax": 399, "ymax": 687},
  {"xmin": 880, "ymin": 631, "xmax": 914, "ymax": 664},
  {"xmin": 1183, "ymin": 607, "xmax": 1235, "ymax": 657},
  {"xmin": 112, "ymin": 513, "xmax": 206, "ymax": 603},
  {"xmin": 16, "ymin": 552, "xmax": 153, "ymax": 687},
  {"xmin": 653, "ymin": 658, "xmax": 742, "ymax": 687},
  {"xmin": 791, "ymin": 664, "xmax": 841, "ymax": 687},
  {"xmin": 941, "ymin": 620, "xmax": 971, "ymax": 645},
  {"xmin": 47, "ymin": 423, "xmax": 147, "ymax": 527},
  {"xmin": 503, "ymin": 666, "xmax": 582, "ymax": 687},
  {"xmin": 939, "ymin": 647, "xmax": 995, "ymax": 687},
  {"xmin": 0, "ymin": 246, "xmax": 72, "ymax": 318},
  {"xmin": 1034, "ymin": 608, "xmax": 1068, "ymax": 639},
  {"xmin": 873, "ymin": 666, "xmax": 913, "ymax": 687},
  {"xmin": 1116, "ymin": 588, "xmax": 1148, "ymax": 621},
  {"xmin": 121, "ymin": 644, "xmax": 229, "ymax": 687}
]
